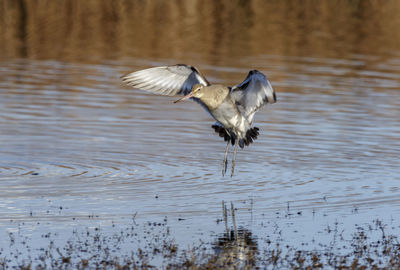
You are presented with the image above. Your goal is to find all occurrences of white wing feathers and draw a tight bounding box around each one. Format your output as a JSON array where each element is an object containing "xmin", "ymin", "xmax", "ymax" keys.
[
  {"xmin": 121, "ymin": 64, "xmax": 210, "ymax": 96},
  {"xmin": 230, "ymin": 70, "xmax": 276, "ymax": 123}
]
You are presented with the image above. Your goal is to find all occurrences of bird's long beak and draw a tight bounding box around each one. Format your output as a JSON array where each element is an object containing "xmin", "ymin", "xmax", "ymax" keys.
[{"xmin": 174, "ymin": 92, "xmax": 194, "ymax": 103}]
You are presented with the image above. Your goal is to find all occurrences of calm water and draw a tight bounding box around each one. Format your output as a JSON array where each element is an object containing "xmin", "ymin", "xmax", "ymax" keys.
[{"xmin": 0, "ymin": 0, "xmax": 400, "ymax": 264}]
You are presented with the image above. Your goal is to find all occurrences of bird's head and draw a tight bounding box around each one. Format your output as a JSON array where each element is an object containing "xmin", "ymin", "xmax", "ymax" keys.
[{"xmin": 174, "ymin": 84, "xmax": 205, "ymax": 103}]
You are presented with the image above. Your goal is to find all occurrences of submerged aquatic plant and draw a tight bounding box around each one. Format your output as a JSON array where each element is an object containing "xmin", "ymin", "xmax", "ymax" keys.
[{"xmin": 1, "ymin": 207, "xmax": 400, "ymax": 269}]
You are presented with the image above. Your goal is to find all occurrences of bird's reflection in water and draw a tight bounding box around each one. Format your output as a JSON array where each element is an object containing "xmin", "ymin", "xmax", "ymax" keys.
[{"xmin": 210, "ymin": 201, "xmax": 258, "ymax": 269}]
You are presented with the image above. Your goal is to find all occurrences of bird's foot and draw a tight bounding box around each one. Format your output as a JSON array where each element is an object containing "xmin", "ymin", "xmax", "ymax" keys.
[
  {"xmin": 222, "ymin": 158, "xmax": 228, "ymax": 177},
  {"xmin": 231, "ymin": 139, "xmax": 239, "ymax": 177},
  {"xmin": 231, "ymin": 161, "xmax": 235, "ymax": 177}
]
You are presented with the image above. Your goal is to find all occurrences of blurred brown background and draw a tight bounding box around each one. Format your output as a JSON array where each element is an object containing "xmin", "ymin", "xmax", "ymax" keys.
[{"xmin": 1, "ymin": 0, "xmax": 399, "ymax": 64}]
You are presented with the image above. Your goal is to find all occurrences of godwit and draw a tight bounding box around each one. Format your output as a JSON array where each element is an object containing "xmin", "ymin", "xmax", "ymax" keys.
[{"xmin": 122, "ymin": 64, "xmax": 276, "ymax": 176}]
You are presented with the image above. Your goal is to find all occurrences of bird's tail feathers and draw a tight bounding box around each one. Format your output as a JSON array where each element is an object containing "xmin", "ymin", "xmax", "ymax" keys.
[{"xmin": 211, "ymin": 125, "xmax": 259, "ymax": 149}]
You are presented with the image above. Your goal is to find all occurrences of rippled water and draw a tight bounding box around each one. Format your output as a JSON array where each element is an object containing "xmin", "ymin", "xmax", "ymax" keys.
[
  {"xmin": 1, "ymin": 55, "xmax": 399, "ymax": 236},
  {"xmin": 0, "ymin": 0, "xmax": 400, "ymax": 265}
]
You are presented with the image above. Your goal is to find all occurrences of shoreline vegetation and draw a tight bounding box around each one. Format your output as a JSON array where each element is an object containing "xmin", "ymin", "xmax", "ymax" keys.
[
  {"xmin": 1, "ymin": 1, "xmax": 399, "ymax": 62},
  {"xmin": 2, "ymin": 203, "xmax": 399, "ymax": 269}
]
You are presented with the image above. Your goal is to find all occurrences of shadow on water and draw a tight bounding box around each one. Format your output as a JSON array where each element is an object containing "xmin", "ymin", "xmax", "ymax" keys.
[
  {"xmin": 210, "ymin": 202, "xmax": 258, "ymax": 269},
  {"xmin": 213, "ymin": 228, "xmax": 258, "ymax": 269}
]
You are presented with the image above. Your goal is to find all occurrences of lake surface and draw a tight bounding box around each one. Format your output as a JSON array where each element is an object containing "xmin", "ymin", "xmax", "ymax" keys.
[{"xmin": 0, "ymin": 0, "xmax": 399, "ymax": 265}]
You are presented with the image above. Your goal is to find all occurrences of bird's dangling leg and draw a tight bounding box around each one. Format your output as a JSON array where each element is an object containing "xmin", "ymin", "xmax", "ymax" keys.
[
  {"xmin": 222, "ymin": 140, "xmax": 230, "ymax": 177},
  {"xmin": 231, "ymin": 138, "xmax": 239, "ymax": 177}
]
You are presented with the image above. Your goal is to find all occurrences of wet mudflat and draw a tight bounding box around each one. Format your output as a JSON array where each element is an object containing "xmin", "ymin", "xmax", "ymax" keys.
[{"xmin": 0, "ymin": 0, "xmax": 400, "ymax": 268}]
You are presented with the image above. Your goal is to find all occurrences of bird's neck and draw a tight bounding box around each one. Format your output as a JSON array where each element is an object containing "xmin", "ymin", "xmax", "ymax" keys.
[{"xmin": 199, "ymin": 85, "xmax": 229, "ymax": 110}]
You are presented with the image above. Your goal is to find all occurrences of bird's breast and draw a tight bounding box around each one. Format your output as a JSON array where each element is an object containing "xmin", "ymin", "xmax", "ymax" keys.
[{"xmin": 210, "ymin": 100, "xmax": 248, "ymax": 137}]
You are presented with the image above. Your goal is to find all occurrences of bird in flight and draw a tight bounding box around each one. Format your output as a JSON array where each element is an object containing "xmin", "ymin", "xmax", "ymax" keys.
[{"xmin": 121, "ymin": 64, "xmax": 276, "ymax": 176}]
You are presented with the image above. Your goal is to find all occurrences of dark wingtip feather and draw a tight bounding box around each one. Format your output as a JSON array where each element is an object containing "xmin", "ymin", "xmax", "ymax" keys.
[
  {"xmin": 211, "ymin": 125, "xmax": 260, "ymax": 148},
  {"xmin": 242, "ymin": 127, "xmax": 260, "ymax": 147},
  {"xmin": 239, "ymin": 139, "xmax": 245, "ymax": 148},
  {"xmin": 212, "ymin": 125, "xmax": 232, "ymax": 143}
]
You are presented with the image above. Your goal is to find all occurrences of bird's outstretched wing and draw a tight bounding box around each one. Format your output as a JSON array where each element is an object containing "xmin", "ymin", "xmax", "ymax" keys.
[
  {"xmin": 121, "ymin": 64, "xmax": 210, "ymax": 96},
  {"xmin": 230, "ymin": 70, "xmax": 276, "ymax": 123}
]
